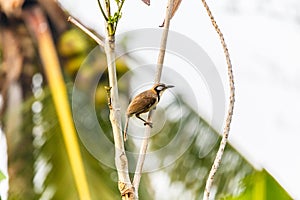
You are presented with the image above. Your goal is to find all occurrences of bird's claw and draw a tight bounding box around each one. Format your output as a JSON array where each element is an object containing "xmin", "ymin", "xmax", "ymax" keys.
[{"xmin": 144, "ymin": 122, "xmax": 153, "ymax": 128}]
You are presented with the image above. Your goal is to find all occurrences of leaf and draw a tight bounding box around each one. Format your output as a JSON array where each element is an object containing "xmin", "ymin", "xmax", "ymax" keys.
[
  {"xmin": 23, "ymin": 7, "xmax": 91, "ymax": 199},
  {"xmin": 160, "ymin": 0, "xmax": 182, "ymax": 27},
  {"xmin": 141, "ymin": 0, "xmax": 150, "ymax": 6},
  {"xmin": 150, "ymin": 97, "xmax": 254, "ymax": 198},
  {"xmin": 223, "ymin": 170, "xmax": 292, "ymax": 200},
  {"xmin": 0, "ymin": 171, "xmax": 6, "ymax": 182},
  {"xmin": 170, "ymin": 0, "xmax": 182, "ymax": 19}
]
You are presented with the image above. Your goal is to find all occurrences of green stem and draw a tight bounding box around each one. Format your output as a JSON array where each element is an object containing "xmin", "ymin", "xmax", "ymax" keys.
[
  {"xmin": 105, "ymin": 0, "xmax": 111, "ymax": 17},
  {"xmin": 104, "ymin": 0, "xmax": 115, "ymax": 36},
  {"xmin": 117, "ymin": 0, "xmax": 125, "ymax": 14},
  {"xmin": 97, "ymin": 0, "xmax": 108, "ymax": 21},
  {"xmin": 114, "ymin": 0, "xmax": 125, "ymax": 32}
]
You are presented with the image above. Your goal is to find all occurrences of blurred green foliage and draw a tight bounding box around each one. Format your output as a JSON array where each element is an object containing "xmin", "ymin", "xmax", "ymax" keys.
[
  {"xmin": 223, "ymin": 170, "xmax": 292, "ymax": 200},
  {"xmin": 0, "ymin": 171, "xmax": 5, "ymax": 182},
  {"xmin": 150, "ymin": 98, "xmax": 254, "ymax": 199},
  {"xmin": 36, "ymin": 90, "xmax": 120, "ymax": 200}
]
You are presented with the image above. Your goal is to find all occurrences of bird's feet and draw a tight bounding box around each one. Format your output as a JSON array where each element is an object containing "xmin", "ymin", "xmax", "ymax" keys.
[{"xmin": 144, "ymin": 121, "xmax": 153, "ymax": 128}]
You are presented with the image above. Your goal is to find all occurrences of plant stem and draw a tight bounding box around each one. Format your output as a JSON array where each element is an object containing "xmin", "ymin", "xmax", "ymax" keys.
[
  {"xmin": 201, "ymin": 0, "xmax": 235, "ymax": 199},
  {"xmin": 104, "ymin": 35, "xmax": 133, "ymax": 197},
  {"xmin": 102, "ymin": 1, "xmax": 133, "ymax": 198},
  {"xmin": 105, "ymin": 0, "xmax": 111, "ymax": 18},
  {"xmin": 68, "ymin": 16, "xmax": 105, "ymax": 47},
  {"xmin": 155, "ymin": 2, "xmax": 173, "ymax": 83},
  {"xmin": 104, "ymin": 0, "xmax": 114, "ymax": 36},
  {"xmin": 114, "ymin": 0, "xmax": 125, "ymax": 31},
  {"xmin": 117, "ymin": 0, "xmax": 125, "ymax": 14},
  {"xmin": 67, "ymin": 0, "xmax": 132, "ymax": 198},
  {"xmin": 97, "ymin": 0, "xmax": 108, "ymax": 21},
  {"xmin": 132, "ymin": 0, "xmax": 174, "ymax": 196}
]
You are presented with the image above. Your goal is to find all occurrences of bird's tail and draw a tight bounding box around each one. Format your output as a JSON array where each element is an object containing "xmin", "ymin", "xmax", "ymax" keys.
[{"xmin": 123, "ymin": 116, "xmax": 129, "ymax": 142}]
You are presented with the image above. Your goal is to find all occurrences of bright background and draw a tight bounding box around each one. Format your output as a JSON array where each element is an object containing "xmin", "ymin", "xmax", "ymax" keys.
[{"xmin": 1, "ymin": 0, "xmax": 300, "ymax": 199}]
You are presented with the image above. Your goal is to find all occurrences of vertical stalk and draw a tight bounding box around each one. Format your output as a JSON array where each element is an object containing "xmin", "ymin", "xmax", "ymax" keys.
[
  {"xmin": 104, "ymin": 36, "xmax": 132, "ymax": 187},
  {"xmin": 69, "ymin": 1, "xmax": 133, "ymax": 198},
  {"xmin": 103, "ymin": 1, "xmax": 133, "ymax": 194},
  {"xmin": 132, "ymin": 0, "xmax": 174, "ymax": 196},
  {"xmin": 155, "ymin": 0, "xmax": 173, "ymax": 84}
]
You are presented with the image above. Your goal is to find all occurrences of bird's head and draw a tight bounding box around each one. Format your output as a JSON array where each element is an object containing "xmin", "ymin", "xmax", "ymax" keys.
[{"xmin": 152, "ymin": 83, "xmax": 174, "ymax": 97}]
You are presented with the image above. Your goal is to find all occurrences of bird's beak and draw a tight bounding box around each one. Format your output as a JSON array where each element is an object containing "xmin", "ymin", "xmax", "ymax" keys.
[{"xmin": 166, "ymin": 85, "xmax": 174, "ymax": 88}]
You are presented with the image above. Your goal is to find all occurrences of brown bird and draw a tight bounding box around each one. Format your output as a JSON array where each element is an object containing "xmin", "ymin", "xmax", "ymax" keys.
[{"xmin": 123, "ymin": 83, "xmax": 174, "ymax": 141}]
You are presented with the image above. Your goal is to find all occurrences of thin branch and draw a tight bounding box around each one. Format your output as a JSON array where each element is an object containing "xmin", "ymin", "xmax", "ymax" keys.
[
  {"xmin": 132, "ymin": 0, "xmax": 174, "ymax": 195},
  {"xmin": 132, "ymin": 110, "xmax": 153, "ymax": 190},
  {"xmin": 97, "ymin": 0, "xmax": 109, "ymax": 21},
  {"xmin": 102, "ymin": 1, "xmax": 133, "ymax": 199},
  {"xmin": 68, "ymin": 16, "xmax": 105, "ymax": 47},
  {"xmin": 159, "ymin": 0, "xmax": 182, "ymax": 27},
  {"xmin": 117, "ymin": 0, "xmax": 125, "ymax": 14},
  {"xmin": 104, "ymin": 0, "xmax": 114, "ymax": 36},
  {"xmin": 154, "ymin": 1, "xmax": 173, "ymax": 83},
  {"xmin": 105, "ymin": 0, "xmax": 111, "ymax": 18},
  {"xmin": 201, "ymin": 0, "xmax": 235, "ymax": 199},
  {"xmin": 114, "ymin": 0, "xmax": 125, "ymax": 31}
]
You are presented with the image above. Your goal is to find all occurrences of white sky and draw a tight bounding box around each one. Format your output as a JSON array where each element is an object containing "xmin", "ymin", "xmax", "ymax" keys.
[{"xmin": 1, "ymin": 0, "xmax": 300, "ymax": 199}]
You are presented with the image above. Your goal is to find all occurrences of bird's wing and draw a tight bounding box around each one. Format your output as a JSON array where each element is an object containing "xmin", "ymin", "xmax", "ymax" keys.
[{"xmin": 126, "ymin": 91, "xmax": 157, "ymax": 115}]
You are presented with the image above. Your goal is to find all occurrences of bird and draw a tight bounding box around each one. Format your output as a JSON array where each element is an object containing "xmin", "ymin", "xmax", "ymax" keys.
[{"xmin": 123, "ymin": 83, "xmax": 174, "ymax": 141}]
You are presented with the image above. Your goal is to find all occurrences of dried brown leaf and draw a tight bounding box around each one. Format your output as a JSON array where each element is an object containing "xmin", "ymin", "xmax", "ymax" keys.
[
  {"xmin": 141, "ymin": 0, "xmax": 150, "ymax": 6},
  {"xmin": 160, "ymin": 0, "xmax": 182, "ymax": 27}
]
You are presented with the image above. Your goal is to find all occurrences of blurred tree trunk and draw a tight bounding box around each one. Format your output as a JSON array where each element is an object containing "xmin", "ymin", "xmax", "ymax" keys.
[
  {"xmin": 0, "ymin": 22, "xmax": 36, "ymax": 199},
  {"xmin": 0, "ymin": 1, "xmax": 68, "ymax": 199}
]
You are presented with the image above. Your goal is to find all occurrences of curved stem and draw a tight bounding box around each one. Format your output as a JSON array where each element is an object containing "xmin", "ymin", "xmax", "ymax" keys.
[
  {"xmin": 97, "ymin": 0, "xmax": 108, "ymax": 21},
  {"xmin": 114, "ymin": 0, "xmax": 125, "ymax": 32},
  {"xmin": 117, "ymin": 0, "xmax": 125, "ymax": 14},
  {"xmin": 201, "ymin": 0, "xmax": 235, "ymax": 199}
]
